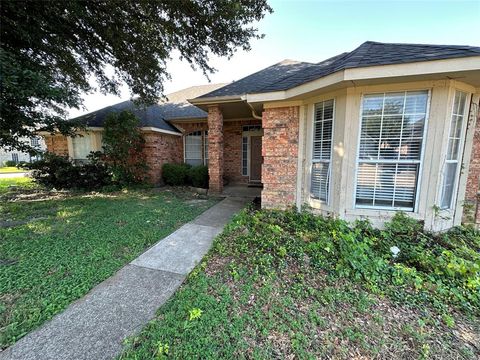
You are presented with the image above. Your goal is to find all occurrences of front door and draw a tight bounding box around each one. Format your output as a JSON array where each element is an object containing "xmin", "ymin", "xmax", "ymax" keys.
[{"xmin": 250, "ymin": 136, "xmax": 262, "ymax": 182}]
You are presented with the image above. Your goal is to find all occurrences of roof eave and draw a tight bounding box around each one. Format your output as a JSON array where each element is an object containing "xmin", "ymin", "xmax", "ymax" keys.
[
  {"xmin": 246, "ymin": 56, "xmax": 480, "ymax": 103},
  {"xmin": 188, "ymin": 95, "xmax": 243, "ymax": 105}
]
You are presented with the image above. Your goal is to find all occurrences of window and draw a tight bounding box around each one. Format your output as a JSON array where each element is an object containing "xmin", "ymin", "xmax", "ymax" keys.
[
  {"xmin": 11, "ymin": 153, "xmax": 19, "ymax": 163},
  {"xmin": 310, "ymin": 99, "xmax": 334, "ymax": 202},
  {"xmin": 241, "ymin": 125, "xmax": 262, "ymax": 176},
  {"xmin": 184, "ymin": 131, "xmax": 208, "ymax": 166},
  {"xmin": 242, "ymin": 137, "xmax": 248, "ymax": 176},
  {"xmin": 355, "ymin": 91, "xmax": 429, "ymax": 211},
  {"xmin": 30, "ymin": 137, "xmax": 40, "ymax": 147},
  {"xmin": 72, "ymin": 135, "xmax": 93, "ymax": 160},
  {"xmin": 204, "ymin": 131, "xmax": 209, "ymax": 166},
  {"xmin": 440, "ymin": 91, "xmax": 468, "ymax": 209}
]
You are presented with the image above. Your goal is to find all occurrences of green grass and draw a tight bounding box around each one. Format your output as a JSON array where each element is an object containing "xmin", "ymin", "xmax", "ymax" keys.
[
  {"xmin": 0, "ymin": 167, "xmax": 27, "ymax": 173},
  {"xmin": 0, "ymin": 178, "xmax": 35, "ymax": 194},
  {"xmin": 119, "ymin": 209, "xmax": 480, "ymax": 359},
  {"xmin": 0, "ymin": 186, "xmax": 219, "ymax": 348}
]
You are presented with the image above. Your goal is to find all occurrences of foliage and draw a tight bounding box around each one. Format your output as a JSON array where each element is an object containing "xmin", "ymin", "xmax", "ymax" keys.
[
  {"xmin": 25, "ymin": 152, "xmax": 111, "ymax": 190},
  {"xmin": 1, "ymin": 0, "xmax": 272, "ymax": 153},
  {"xmin": 187, "ymin": 165, "xmax": 209, "ymax": 188},
  {"xmin": 0, "ymin": 187, "xmax": 219, "ymax": 348},
  {"xmin": 102, "ymin": 111, "xmax": 148, "ymax": 185},
  {"xmin": 162, "ymin": 164, "xmax": 209, "ymax": 188},
  {"xmin": 119, "ymin": 209, "xmax": 480, "ymax": 359},
  {"xmin": 2, "ymin": 160, "xmax": 17, "ymax": 167},
  {"xmin": 162, "ymin": 163, "xmax": 191, "ymax": 186}
]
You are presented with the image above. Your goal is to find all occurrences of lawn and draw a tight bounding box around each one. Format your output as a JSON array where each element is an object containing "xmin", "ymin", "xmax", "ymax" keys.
[
  {"xmin": 0, "ymin": 179, "xmax": 219, "ymax": 348},
  {"xmin": 120, "ymin": 208, "xmax": 480, "ymax": 359},
  {"xmin": 0, "ymin": 167, "xmax": 27, "ymax": 173}
]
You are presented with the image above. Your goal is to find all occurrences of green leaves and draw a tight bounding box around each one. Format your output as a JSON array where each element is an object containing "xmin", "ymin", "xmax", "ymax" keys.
[{"xmin": 1, "ymin": 0, "xmax": 272, "ymax": 152}]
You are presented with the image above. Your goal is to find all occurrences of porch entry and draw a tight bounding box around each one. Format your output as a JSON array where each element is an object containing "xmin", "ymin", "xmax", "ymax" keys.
[{"xmin": 242, "ymin": 125, "xmax": 263, "ymax": 183}]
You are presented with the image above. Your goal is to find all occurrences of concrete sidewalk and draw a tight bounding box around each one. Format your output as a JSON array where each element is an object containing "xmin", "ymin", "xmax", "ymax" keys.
[{"xmin": 0, "ymin": 196, "xmax": 249, "ymax": 360}]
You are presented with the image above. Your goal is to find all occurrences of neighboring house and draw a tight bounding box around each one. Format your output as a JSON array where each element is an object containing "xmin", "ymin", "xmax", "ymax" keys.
[
  {"xmin": 43, "ymin": 41, "xmax": 480, "ymax": 230},
  {"xmin": 0, "ymin": 136, "xmax": 45, "ymax": 165}
]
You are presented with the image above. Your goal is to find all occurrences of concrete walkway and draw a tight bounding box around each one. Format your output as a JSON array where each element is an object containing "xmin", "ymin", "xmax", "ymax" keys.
[{"xmin": 0, "ymin": 196, "xmax": 249, "ymax": 360}]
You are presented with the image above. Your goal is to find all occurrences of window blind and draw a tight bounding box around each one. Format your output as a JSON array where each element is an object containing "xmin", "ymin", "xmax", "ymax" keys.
[
  {"xmin": 311, "ymin": 99, "xmax": 334, "ymax": 202},
  {"xmin": 355, "ymin": 91, "xmax": 428, "ymax": 210}
]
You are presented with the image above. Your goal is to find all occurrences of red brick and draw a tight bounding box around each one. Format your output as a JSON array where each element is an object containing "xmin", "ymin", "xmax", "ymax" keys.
[
  {"xmin": 261, "ymin": 106, "xmax": 299, "ymax": 209},
  {"xmin": 43, "ymin": 134, "xmax": 69, "ymax": 156}
]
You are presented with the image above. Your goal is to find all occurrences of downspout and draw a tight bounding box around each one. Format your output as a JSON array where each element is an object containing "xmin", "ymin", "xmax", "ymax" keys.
[{"xmin": 246, "ymin": 102, "xmax": 262, "ymax": 120}]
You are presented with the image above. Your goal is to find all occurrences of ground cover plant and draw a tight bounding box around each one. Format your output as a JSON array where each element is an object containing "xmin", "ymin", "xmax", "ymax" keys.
[
  {"xmin": 0, "ymin": 182, "xmax": 219, "ymax": 348},
  {"xmin": 120, "ymin": 208, "xmax": 480, "ymax": 359}
]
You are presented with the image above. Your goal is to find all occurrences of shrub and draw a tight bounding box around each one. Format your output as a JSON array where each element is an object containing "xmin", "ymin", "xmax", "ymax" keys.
[
  {"xmin": 102, "ymin": 111, "xmax": 149, "ymax": 185},
  {"xmin": 25, "ymin": 152, "xmax": 112, "ymax": 190},
  {"xmin": 162, "ymin": 163, "xmax": 191, "ymax": 186},
  {"xmin": 187, "ymin": 165, "xmax": 208, "ymax": 188},
  {"xmin": 3, "ymin": 160, "xmax": 17, "ymax": 167}
]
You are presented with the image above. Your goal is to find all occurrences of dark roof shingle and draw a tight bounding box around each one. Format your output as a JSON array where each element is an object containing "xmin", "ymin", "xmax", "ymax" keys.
[
  {"xmin": 196, "ymin": 41, "xmax": 480, "ymax": 98},
  {"xmin": 73, "ymin": 84, "xmax": 226, "ymax": 131}
]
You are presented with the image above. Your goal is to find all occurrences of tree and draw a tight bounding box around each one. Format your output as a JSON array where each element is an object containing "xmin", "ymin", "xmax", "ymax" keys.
[
  {"xmin": 102, "ymin": 110, "xmax": 148, "ymax": 184},
  {"xmin": 0, "ymin": 0, "xmax": 272, "ymax": 153}
]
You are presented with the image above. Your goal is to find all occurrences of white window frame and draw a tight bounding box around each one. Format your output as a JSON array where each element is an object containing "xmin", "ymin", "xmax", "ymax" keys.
[
  {"xmin": 439, "ymin": 90, "xmax": 469, "ymax": 210},
  {"xmin": 353, "ymin": 90, "xmax": 431, "ymax": 212},
  {"xmin": 241, "ymin": 125, "xmax": 262, "ymax": 179},
  {"xmin": 310, "ymin": 99, "xmax": 335, "ymax": 204}
]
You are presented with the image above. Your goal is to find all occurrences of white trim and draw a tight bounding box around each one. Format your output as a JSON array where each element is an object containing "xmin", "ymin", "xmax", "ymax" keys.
[
  {"xmin": 140, "ymin": 127, "xmax": 182, "ymax": 136},
  {"xmin": 296, "ymin": 105, "xmax": 307, "ymax": 211},
  {"xmin": 245, "ymin": 56, "xmax": 480, "ymax": 103}
]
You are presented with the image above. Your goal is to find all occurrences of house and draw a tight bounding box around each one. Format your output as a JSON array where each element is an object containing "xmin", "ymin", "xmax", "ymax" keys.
[
  {"xmin": 43, "ymin": 41, "xmax": 480, "ymax": 231},
  {"xmin": 0, "ymin": 136, "xmax": 45, "ymax": 165}
]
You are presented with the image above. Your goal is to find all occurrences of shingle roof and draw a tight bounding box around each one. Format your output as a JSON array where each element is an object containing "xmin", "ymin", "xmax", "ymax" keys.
[
  {"xmin": 73, "ymin": 84, "xmax": 226, "ymax": 132},
  {"xmin": 197, "ymin": 41, "xmax": 480, "ymax": 98}
]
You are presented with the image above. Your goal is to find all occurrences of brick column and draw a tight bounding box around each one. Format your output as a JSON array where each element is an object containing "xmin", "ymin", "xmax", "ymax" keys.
[
  {"xmin": 207, "ymin": 105, "xmax": 224, "ymax": 194},
  {"xmin": 261, "ymin": 106, "xmax": 299, "ymax": 209}
]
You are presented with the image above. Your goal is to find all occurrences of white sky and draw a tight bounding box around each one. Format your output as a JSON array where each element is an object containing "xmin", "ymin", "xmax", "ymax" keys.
[{"xmin": 69, "ymin": 0, "xmax": 480, "ymax": 118}]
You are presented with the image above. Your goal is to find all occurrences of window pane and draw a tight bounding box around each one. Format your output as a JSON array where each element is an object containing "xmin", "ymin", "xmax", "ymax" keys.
[
  {"xmin": 311, "ymin": 162, "xmax": 330, "ymax": 201},
  {"xmin": 356, "ymin": 163, "xmax": 418, "ymax": 209},
  {"xmin": 185, "ymin": 131, "xmax": 202, "ymax": 166},
  {"xmin": 440, "ymin": 90, "xmax": 467, "ymax": 209},
  {"xmin": 356, "ymin": 91, "xmax": 428, "ymax": 211},
  {"xmin": 72, "ymin": 135, "xmax": 92, "ymax": 159}
]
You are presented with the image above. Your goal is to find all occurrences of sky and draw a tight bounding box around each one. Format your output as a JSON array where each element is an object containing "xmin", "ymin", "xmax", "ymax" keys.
[{"xmin": 69, "ymin": 0, "xmax": 480, "ymax": 117}]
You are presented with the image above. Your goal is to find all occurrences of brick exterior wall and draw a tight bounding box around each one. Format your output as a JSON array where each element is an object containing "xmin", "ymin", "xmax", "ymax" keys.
[
  {"xmin": 207, "ymin": 106, "xmax": 224, "ymax": 193},
  {"xmin": 224, "ymin": 119, "xmax": 262, "ymax": 184},
  {"xmin": 171, "ymin": 119, "xmax": 261, "ymax": 185},
  {"xmin": 43, "ymin": 134, "xmax": 69, "ymax": 156},
  {"xmin": 464, "ymin": 111, "xmax": 480, "ymax": 225},
  {"xmin": 261, "ymin": 106, "xmax": 299, "ymax": 209},
  {"xmin": 143, "ymin": 131, "xmax": 183, "ymax": 184}
]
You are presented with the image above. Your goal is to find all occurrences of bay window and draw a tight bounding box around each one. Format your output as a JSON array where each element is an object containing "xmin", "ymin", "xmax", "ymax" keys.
[
  {"xmin": 310, "ymin": 99, "xmax": 334, "ymax": 202},
  {"xmin": 355, "ymin": 91, "xmax": 429, "ymax": 211},
  {"xmin": 440, "ymin": 91, "xmax": 468, "ymax": 209}
]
